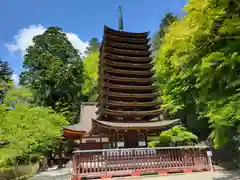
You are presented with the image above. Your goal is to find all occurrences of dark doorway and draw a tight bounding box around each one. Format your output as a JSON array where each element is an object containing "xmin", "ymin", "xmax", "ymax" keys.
[{"xmin": 124, "ymin": 131, "xmax": 138, "ymax": 148}]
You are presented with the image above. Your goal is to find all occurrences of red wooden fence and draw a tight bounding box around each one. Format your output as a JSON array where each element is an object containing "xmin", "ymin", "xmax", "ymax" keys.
[{"xmin": 72, "ymin": 146, "xmax": 213, "ymax": 179}]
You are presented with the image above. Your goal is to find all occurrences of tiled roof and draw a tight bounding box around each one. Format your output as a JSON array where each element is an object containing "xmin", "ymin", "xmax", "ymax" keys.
[
  {"xmin": 63, "ymin": 103, "xmax": 97, "ymax": 133},
  {"xmin": 93, "ymin": 119, "xmax": 180, "ymax": 130}
]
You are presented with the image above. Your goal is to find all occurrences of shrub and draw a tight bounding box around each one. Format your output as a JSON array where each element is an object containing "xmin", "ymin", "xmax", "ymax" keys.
[{"xmin": 148, "ymin": 126, "xmax": 198, "ymax": 147}]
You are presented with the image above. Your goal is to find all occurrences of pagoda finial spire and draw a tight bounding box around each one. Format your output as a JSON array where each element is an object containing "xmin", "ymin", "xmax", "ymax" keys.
[{"xmin": 118, "ymin": 6, "xmax": 124, "ymax": 31}]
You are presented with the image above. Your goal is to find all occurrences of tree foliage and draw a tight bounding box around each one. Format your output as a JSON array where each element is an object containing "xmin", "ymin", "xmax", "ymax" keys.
[
  {"xmin": 0, "ymin": 60, "xmax": 13, "ymax": 103},
  {"xmin": 3, "ymin": 87, "xmax": 33, "ymax": 107},
  {"xmin": 82, "ymin": 52, "xmax": 99, "ymax": 101},
  {"xmin": 154, "ymin": 0, "xmax": 240, "ymax": 148},
  {"xmin": 0, "ymin": 87, "xmax": 67, "ymax": 168},
  {"xmin": 148, "ymin": 126, "xmax": 198, "ymax": 147},
  {"xmin": 84, "ymin": 38, "xmax": 100, "ymax": 55},
  {"xmin": 19, "ymin": 27, "xmax": 84, "ymax": 123},
  {"xmin": 0, "ymin": 60, "xmax": 12, "ymax": 83},
  {"xmin": 152, "ymin": 13, "xmax": 177, "ymax": 53}
]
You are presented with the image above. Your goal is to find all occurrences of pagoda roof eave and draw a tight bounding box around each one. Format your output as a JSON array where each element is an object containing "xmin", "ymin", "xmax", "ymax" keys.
[
  {"xmin": 103, "ymin": 46, "xmax": 151, "ymax": 56},
  {"xmin": 104, "ymin": 53, "xmax": 152, "ymax": 62},
  {"xmin": 101, "ymin": 108, "xmax": 162, "ymax": 116},
  {"xmin": 98, "ymin": 100, "xmax": 159, "ymax": 107},
  {"xmin": 105, "ymin": 74, "xmax": 154, "ymax": 83},
  {"xmin": 92, "ymin": 119, "xmax": 181, "ymax": 130},
  {"xmin": 104, "ymin": 67, "xmax": 154, "ymax": 76},
  {"xmin": 104, "ymin": 82, "xmax": 154, "ymax": 91},
  {"xmin": 104, "ymin": 26, "xmax": 149, "ymax": 38},
  {"xmin": 105, "ymin": 60, "xmax": 152, "ymax": 69},
  {"xmin": 102, "ymin": 40, "xmax": 151, "ymax": 51},
  {"xmin": 101, "ymin": 91, "xmax": 159, "ymax": 98},
  {"xmin": 104, "ymin": 34, "xmax": 150, "ymax": 44},
  {"xmin": 97, "ymin": 99, "xmax": 160, "ymax": 107}
]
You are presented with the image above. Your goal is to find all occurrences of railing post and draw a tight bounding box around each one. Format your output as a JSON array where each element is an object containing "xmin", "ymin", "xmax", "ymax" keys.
[
  {"xmin": 206, "ymin": 149, "xmax": 214, "ymax": 172},
  {"xmin": 105, "ymin": 150, "xmax": 108, "ymax": 172},
  {"xmin": 133, "ymin": 149, "xmax": 136, "ymax": 171}
]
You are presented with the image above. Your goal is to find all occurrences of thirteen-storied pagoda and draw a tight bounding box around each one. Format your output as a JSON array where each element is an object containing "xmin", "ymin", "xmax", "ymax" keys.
[{"xmin": 63, "ymin": 7, "xmax": 179, "ymax": 150}]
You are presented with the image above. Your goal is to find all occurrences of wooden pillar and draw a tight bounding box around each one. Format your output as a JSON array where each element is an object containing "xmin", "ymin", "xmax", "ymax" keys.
[
  {"xmin": 79, "ymin": 136, "xmax": 82, "ymax": 149},
  {"xmin": 100, "ymin": 135, "xmax": 103, "ymax": 149},
  {"xmin": 111, "ymin": 130, "xmax": 115, "ymax": 148},
  {"xmin": 113, "ymin": 130, "xmax": 117, "ymax": 148},
  {"xmin": 144, "ymin": 130, "xmax": 148, "ymax": 147}
]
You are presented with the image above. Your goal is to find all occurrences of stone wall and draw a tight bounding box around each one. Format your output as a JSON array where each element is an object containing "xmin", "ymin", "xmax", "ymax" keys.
[{"xmin": 0, "ymin": 163, "xmax": 39, "ymax": 180}]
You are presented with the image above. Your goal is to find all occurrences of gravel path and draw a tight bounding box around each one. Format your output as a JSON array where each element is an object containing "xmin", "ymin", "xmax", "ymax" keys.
[
  {"xmin": 29, "ymin": 168, "xmax": 240, "ymax": 180},
  {"xmin": 111, "ymin": 171, "xmax": 240, "ymax": 180},
  {"xmin": 28, "ymin": 167, "xmax": 71, "ymax": 180}
]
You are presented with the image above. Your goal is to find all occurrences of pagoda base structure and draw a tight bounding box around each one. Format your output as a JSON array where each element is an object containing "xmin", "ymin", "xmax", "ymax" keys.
[
  {"xmin": 63, "ymin": 25, "xmax": 182, "ymax": 150},
  {"xmin": 90, "ymin": 119, "xmax": 180, "ymax": 149},
  {"xmin": 63, "ymin": 102, "xmax": 180, "ymax": 150}
]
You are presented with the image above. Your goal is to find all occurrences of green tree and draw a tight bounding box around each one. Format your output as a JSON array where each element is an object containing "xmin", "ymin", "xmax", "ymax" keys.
[
  {"xmin": 154, "ymin": 0, "xmax": 240, "ymax": 148},
  {"xmin": 20, "ymin": 27, "xmax": 84, "ymax": 123},
  {"xmin": 152, "ymin": 13, "xmax": 177, "ymax": 54},
  {"xmin": 82, "ymin": 52, "xmax": 99, "ymax": 101},
  {"xmin": 0, "ymin": 87, "xmax": 67, "ymax": 168},
  {"xmin": 148, "ymin": 126, "xmax": 198, "ymax": 147},
  {"xmin": 0, "ymin": 60, "xmax": 13, "ymax": 103},
  {"xmin": 84, "ymin": 38, "xmax": 100, "ymax": 55},
  {"xmin": 3, "ymin": 86, "xmax": 33, "ymax": 107},
  {"xmin": 0, "ymin": 60, "xmax": 12, "ymax": 82}
]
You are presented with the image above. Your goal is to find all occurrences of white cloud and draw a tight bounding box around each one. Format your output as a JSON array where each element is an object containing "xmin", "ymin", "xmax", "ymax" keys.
[
  {"xmin": 11, "ymin": 74, "xmax": 19, "ymax": 85},
  {"xmin": 5, "ymin": 24, "xmax": 88, "ymax": 56},
  {"xmin": 66, "ymin": 33, "xmax": 89, "ymax": 56},
  {"xmin": 5, "ymin": 25, "xmax": 46, "ymax": 56}
]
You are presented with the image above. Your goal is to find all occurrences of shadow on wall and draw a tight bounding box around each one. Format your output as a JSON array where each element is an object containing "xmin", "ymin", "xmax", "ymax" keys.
[{"xmin": 0, "ymin": 163, "xmax": 39, "ymax": 180}]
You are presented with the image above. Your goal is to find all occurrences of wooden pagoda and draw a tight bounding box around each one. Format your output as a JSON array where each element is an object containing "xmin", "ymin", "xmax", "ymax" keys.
[
  {"xmin": 67, "ymin": 8, "xmax": 213, "ymax": 179},
  {"xmin": 89, "ymin": 26, "xmax": 179, "ymax": 148},
  {"xmin": 63, "ymin": 7, "xmax": 179, "ymax": 149}
]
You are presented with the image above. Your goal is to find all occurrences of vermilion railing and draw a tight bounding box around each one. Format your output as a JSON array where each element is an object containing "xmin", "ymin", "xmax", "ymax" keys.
[{"xmin": 72, "ymin": 146, "xmax": 213, "ymax": 179}]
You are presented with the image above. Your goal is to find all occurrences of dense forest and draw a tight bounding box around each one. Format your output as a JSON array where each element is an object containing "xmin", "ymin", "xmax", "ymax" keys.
[{"xmin": 1, "ymin": 0, "xmax": 240, "ymax": 170}]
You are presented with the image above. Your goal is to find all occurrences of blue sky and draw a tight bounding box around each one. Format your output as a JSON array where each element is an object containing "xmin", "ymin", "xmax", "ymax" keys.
[{"xmin": 0, "ymin": 0, "xmax": 187, "ymax": 83}]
